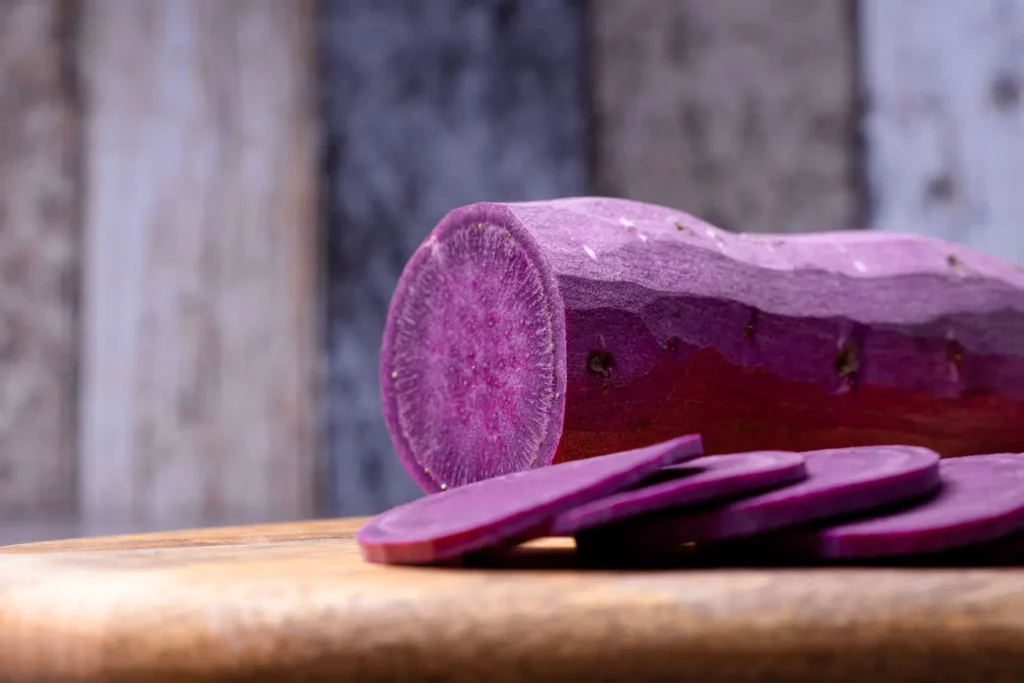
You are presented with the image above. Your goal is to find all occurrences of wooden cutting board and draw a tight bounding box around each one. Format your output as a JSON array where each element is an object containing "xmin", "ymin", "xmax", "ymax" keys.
[{"xmin": 2, "ymin": 518, "xmax": 1024, "ymax": 682}]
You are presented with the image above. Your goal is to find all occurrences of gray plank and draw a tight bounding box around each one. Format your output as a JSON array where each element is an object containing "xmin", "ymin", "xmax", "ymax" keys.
[
  {"xmin": 320, "ymin": 0, "xmax": 589, "ymax": 514},
  {"xmin": 862, "ymin": 0, "xmax": 1024, "ymax": 263},
  {"xmin": 0, "ymin": 0, "xmax": 79, "ymax": 518},
  {"xmin": 590, "ymin": 0, "xmax": 861, "ymax": 233}
]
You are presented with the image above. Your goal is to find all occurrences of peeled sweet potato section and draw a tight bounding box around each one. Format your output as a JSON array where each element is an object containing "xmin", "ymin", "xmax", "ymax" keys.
[{"xmin": 382, "ymin": 197, "xmax": 1024, "ymax": 492}]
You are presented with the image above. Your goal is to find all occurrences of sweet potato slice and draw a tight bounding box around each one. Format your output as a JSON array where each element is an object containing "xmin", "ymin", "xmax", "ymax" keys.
[
  {"xmin": 357, "ymin": 434, "xmax": 702, "ymax": 565},
  {"xmin": 550, "ymin": 451, "xmax": 806, "ymax": 536}
]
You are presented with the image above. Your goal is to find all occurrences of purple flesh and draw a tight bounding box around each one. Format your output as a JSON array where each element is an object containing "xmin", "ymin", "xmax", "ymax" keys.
[
  {"xmin": 575, "ymin": 445, "xmax": 941, "ymax": 550},
  {"xmin": 549, "ymin": 451, "xmax": 807, "ymax": 536},
  {"xmin": 762, "ymin": 453, "xmax": 1024, "ymax": 558},
  {"xmin": 357, "ymin": 434, "xmax": 702, "ymax": 565}
]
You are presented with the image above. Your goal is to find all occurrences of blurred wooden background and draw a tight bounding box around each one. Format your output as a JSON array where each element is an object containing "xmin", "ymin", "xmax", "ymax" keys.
[{"xmin": 0, "ymin": 0, "xmax": 1021, "ymax": 542}]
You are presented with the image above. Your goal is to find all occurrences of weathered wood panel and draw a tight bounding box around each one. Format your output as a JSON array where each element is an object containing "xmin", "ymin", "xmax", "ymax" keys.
[
  {"xmin": 321, "ymin": 0, "xmax": 590, "ymax": 514},
  {"xmin": 0, "ymin": 0, "xmax": 79, "ymax": 518},
  {"xmin": 78, "ymin": 0, "xmax": 319, "ymax": 529},
  {"xmin": 862, "ymin": 0, "xmax": 1024, "ymax": 263},
  {"xmin": 590, "ymin": 0, "xmax": 860, "ymax": 234}
]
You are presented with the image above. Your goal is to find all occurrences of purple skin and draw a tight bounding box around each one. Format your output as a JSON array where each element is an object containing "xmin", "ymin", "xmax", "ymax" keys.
[
  {"xmin": 381, "ymin": 197, "xmax": 1024, "ymax": 494},
  {"xmin": 760, "ymin": 454, "xmax": 1024, "ymax": 559},
  {"xmin": 357, "ymin": 434, "xmax": 702, "ymax": 565},
  {"xmin": 549, "ymin": 451, "xmax": 807, "ymax": 536},
  {"xmin": 575, "ymin": 445, "xmax": 942, "ymax": 550}
]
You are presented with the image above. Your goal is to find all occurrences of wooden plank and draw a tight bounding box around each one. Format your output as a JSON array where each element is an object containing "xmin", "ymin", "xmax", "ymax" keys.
[
  {"xmin": 4, "ymin": 518, "xmax": 1024, "ymax": 682},
  {"xmin": 590, "ymin": 0, "xmax": 860, "ymax": 234},
  {"xmin": 862, "ymin": 0, "xmax": 1024, "ymax": 264},
  {"xmin": 320, "ymin": 0, "xmax": 590, "ymax": 514},
  {"xmin": 78, "ymin": 0, "xmax": 319, "ymax": 529},
  {"xmin": 0, "ymin": 0, "xmax": 79, "ymax": 518}
]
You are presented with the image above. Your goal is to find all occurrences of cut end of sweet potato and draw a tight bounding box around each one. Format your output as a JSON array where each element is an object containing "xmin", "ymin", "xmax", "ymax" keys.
[{"xmin": 381, "ymin": 203, "xmax": 568, "ymax": 492}]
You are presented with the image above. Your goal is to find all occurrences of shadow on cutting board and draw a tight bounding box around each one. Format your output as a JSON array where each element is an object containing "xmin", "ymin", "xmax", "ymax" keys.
[{"xmin": 453, "ymin": 531, "xmax": 1024, "ymax": 572}]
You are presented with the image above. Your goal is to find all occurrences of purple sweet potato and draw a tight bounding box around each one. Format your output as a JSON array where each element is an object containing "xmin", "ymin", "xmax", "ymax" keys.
[
  {"xmin": 381, "ymin": 197, "xmax": 1024, "ymax": 493},
  {"xmin": 762, "ymin": 453, "xmax": 1024, "ymax": 558},
  {"xmin": 549, "ymin": 451, "xmax": 807, "ymax": 536},
  {"xmin": 574, "ymin": 445, "xmax": 941, "ymax": 550},
  {"xmin": 357, "ymin": 434, "xmax": 701, "ymax": 565}
]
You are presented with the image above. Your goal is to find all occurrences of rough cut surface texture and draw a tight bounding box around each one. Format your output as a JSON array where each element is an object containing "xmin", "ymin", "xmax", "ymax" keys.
[
  {"xmin": 767, "ymin": 453, "xmax": 1024, "ymax": 558},
  {"xmin": 382, "ymin": 196, "xmax": 1024, "ymax": 492},
  {"xmin": 357, "ymin": 434, "xmax": 702, "ymax": 565}
]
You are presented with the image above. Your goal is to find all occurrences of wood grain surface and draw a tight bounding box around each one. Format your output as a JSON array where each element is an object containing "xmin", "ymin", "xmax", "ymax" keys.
[
  {"xmin": 861, "ymin": 0, "xmax": 1024, "ymax": 264},
  {"xmin": 2, "ymin": 518, "xmax": 1024, "ymax": 682},
  {"xmin": 590, "ymin": 0, "xmax": 861, "ymax": 234},
  {"xmin": 0, "ymin": 0, "xmax": 79, "ymax": 518},
  {"xmin": 77, "ymin": 0, "xmax": 319, "ymax": 530},
  {"xmin": 320, "ymin": 0, "xmax": 589, "ymax": 516}
]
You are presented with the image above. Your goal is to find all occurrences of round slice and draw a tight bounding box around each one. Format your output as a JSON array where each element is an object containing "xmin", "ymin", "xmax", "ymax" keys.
[
  {"xmin": 549, "ymin": 451, "xmax": 807, "ymax": 536},
  {"xmin": 357, "ymin": 434, "xmax": 703, "ymax": 565},
  {"xmin": 765, "ymin": 453, "xmax": 1024, "ymax": 558},
  {"xmin": 576, "ymin": 445, "xmax": 941, "ymax": 549}
]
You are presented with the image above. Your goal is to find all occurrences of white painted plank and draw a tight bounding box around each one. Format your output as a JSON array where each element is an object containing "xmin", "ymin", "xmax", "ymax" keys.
[
  {"xmin": 78, "ymin": 0, "xmax": 319, "ymax": 529},
  {"xmin": 863, "ymin": 0, "xmax": 1024, "ymax": 263}
]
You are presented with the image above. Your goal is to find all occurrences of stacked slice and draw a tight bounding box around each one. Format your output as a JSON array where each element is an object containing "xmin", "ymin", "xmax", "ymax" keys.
[{"xmin": 357, "ymin": 437, "xmax": 1024, "ymax": 567}]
